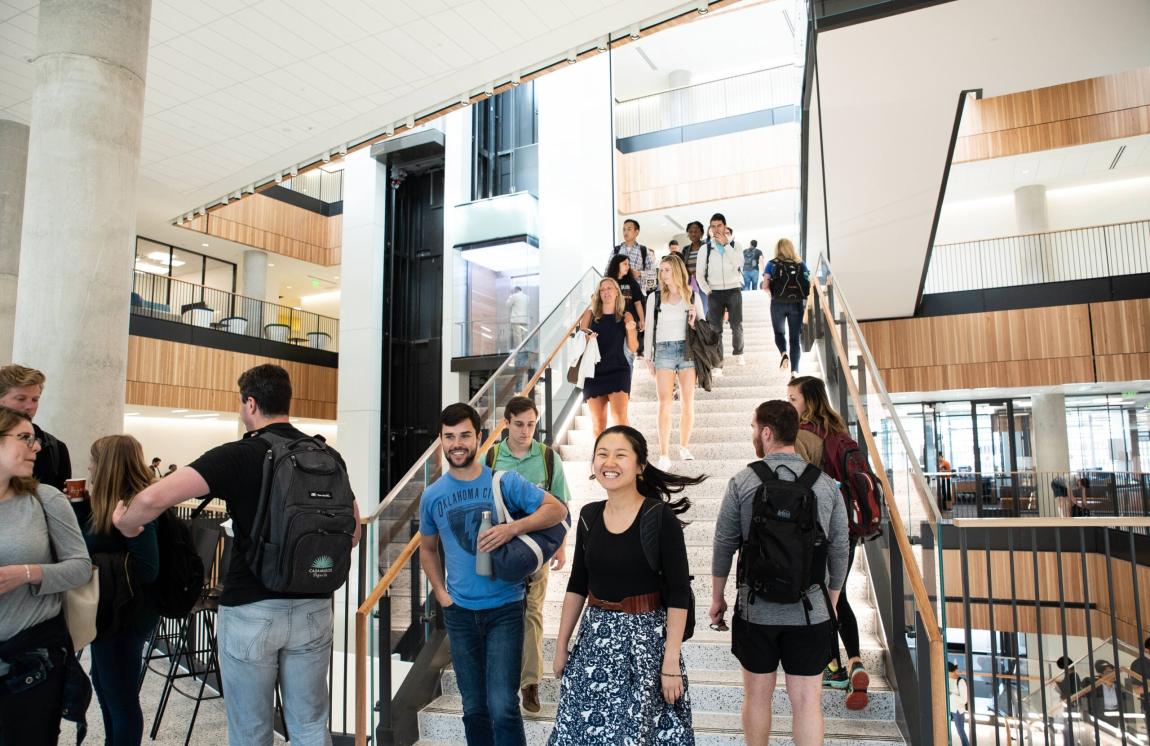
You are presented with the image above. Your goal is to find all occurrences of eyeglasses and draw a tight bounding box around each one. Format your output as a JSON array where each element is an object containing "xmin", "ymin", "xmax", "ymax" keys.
[{"xmin": 1, "ymin": 433, "xmax": 42, "ymax": 450}]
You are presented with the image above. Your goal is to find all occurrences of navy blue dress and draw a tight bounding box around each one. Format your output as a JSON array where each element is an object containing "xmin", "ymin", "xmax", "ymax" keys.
[{"xmin": 583, "ymin": 313, "xmax": 632, "ymax": 400}]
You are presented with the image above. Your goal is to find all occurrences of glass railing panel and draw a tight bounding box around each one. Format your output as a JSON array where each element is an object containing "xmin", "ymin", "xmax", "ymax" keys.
[{"xmin": 130, "ymin": 270, "xmax": 339, "ymax": 351}]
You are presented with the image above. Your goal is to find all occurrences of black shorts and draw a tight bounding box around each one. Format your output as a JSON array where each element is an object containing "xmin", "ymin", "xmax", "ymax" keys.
[{"xmin": 732, "ymin": 616, "xmax": 834, "ymax": 676}]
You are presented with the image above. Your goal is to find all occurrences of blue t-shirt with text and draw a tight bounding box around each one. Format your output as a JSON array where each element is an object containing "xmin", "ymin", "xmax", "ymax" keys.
[{"xmin": 419, "ymin": 466, "xmax": 545, "ymax": 610}]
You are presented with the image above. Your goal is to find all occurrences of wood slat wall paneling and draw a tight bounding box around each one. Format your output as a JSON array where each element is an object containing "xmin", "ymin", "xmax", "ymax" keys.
[
  {"xmin": 616, "ymin": 126, "xmax": 799, "ymax": 214},
  {"xmin": 860, "ymin": 299, "xmax": 1150, "ymax": 393},
  {"xmin": 177, "ymin": 195, "xmax": 342, "ymax": 266},
  {"xmin": 126, "ymin": 337, "xmax": 336, "ymax": 420},
  {"xmin": 954, "ymin": 67, "xmax": 1150, "ymax": 162}
]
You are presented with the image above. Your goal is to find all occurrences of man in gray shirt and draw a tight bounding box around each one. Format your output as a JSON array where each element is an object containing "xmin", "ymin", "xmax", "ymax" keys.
[{"xmin": 710, "ymin": 399, "xmax": 848, "ymax": 746}]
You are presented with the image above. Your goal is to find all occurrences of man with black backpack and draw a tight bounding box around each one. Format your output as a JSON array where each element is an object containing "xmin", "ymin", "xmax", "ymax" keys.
[
  {"xmin": 114, "ymin": 364, "xmax": 360, "ymax": 746},
  {"xmin": 709, "ymin": 400, "xmax": 848, "ymax": 746},
  {"xmin": 482, "ymin": 396, "xmax": 570, "ymax": 715}
]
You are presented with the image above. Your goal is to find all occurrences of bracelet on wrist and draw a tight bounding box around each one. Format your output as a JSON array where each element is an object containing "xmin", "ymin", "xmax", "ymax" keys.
[
  {"xmin": 660, "ymin": 672, "xmax": 683, "ymax": 678},
  {"xmin": 23, "ymin": 565, "xmax": 31, "ymax": 583}
]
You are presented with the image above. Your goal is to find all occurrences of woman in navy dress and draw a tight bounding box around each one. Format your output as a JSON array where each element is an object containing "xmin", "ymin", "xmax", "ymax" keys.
[{"xmin": 578, "ymin": 278, "xmax": 639, "ymax": 436}]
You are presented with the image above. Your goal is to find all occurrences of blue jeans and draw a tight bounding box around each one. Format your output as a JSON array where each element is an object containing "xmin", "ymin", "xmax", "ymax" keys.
[
  {"xmin": 441, "ymin": 600, "xmax": 526, "ymax": 746},
  {"xmin": 89, "ymin": 632, "xmax": 147, "ymax": 746},
  {"xmin": 217, "ymin": 598, "xmax": 333, "ymax": 746},
  {"xmin": 952, "ymin": 711, "xmax": 970, "ymax": 746},
  {"xmin": 742, "ymin": 270, "xmax": 759, "ymax": 291},
  {"xmin": 770, "ymin": 300, "xmax": 803, "ymax": 372}
]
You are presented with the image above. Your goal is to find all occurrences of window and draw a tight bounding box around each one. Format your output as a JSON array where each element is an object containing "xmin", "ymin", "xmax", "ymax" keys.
[{"xmin": 472, "ymin": 82, "xmax": 539, "ymax": 199}]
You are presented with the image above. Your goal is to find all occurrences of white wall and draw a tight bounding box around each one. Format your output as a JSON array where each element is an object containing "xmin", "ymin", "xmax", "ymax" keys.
[
  {"xmin": 536, "ymin": 54, "xmax": 615, "ymax": 313},
  {"xmin": 811, "ymin": 0, "xmax": 1150, "ymax": 319},
  {"xmin": 120, "ymin": 415, "xmax": 337, "ymax": 471},
  {"xmin": 935, "ymin": 176, "xmax": 1150, "ymax": 244}
]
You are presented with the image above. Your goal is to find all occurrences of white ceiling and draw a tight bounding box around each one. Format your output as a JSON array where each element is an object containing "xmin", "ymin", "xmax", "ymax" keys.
[
  {"xmin": 612, "ymin": 0, "xmax": 796, "ymax": 101},
  {"xmin": 944, "ymin": 133, "xmax": 1150, "ymax": 201},
  {"xmin": 0, "ymin": 0, "xmax": 698, "ymax": 218},
  {"xmin": 809, "ymin": 0, "xmax": 1150, "ymax": 320}
]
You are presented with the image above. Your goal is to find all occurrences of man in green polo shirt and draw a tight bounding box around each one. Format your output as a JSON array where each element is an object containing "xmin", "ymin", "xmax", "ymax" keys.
[{"xmin": 484, "ymin": 395, "xmax": 570, "ymax": 714}]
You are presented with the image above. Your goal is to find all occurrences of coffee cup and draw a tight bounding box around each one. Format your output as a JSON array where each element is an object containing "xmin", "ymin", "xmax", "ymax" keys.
[{"xmin": 64, "ymin": 478, "xmax": 86, "ymax": 500}]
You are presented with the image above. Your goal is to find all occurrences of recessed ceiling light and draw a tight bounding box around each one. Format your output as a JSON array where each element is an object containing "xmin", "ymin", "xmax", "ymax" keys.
[
  {"xmin": 201, "ymin": 243, "xmax": 209, "ymax": 247},
  {"xmin": 185, "ymin": 413, "xmax": 219, "ymax": 419},
  {"xmin": 286, "ymin": 285, "xmax": 293, "ymax": 289},
  {"xmin": 333, "ymin": 275, "xmax": 340, "ymax": 280},
  {"xmin": 124, "ymin": 412, "xmax": 140, "ymax": 417},
  {"xmin": 268, "ymin": 263, "xmax": 276, "ymax": 267},
  {"xmin": 171, "ymin": 409, "xmax": 188, "ymax": 413}
]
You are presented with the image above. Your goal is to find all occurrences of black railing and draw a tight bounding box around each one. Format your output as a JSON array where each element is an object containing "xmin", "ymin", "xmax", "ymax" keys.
[
  {"xmin": 930, "ymin": 470, "xmax": 1150, "ymax": 522},
  {"xmin": 940, "ymin": 518, "xmax": 1150, "ymax": 746},
  {"xmin": 131, "ymin": 270, "xmax": 339, "ymax": 351},
  {"xmin": 924, "ymin": 219, "xmax": 1150, "ymax": 295}
]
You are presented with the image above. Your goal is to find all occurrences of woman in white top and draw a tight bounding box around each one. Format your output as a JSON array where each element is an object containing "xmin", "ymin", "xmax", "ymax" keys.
[{"xmin": 645, "ymin": 254, "xmax": 706, "ymax": 470}]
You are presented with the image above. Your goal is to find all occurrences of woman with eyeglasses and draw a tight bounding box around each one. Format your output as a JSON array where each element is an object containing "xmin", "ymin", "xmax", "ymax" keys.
[
  {"xmin": 76, "ymin": 434, "xmax": 160, "ymax": 746},
  {"xmin": 549, "ymin": 426, "xmax": 703, "ymax": 745},
  {"xmin": 0, "ymin": 406, "xmax": 92, "ymax": 745}
]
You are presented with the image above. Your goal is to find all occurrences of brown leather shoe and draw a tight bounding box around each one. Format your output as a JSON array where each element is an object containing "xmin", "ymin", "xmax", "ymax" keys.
[{"xmin": 520, "ymin": 684, "xmax": 541, "ymax": 713}]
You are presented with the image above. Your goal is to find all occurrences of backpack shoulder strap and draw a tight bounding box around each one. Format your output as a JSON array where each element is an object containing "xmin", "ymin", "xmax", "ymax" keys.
[
  {"xmin": 797, "ymin": 464, "xmax": 823, "ymax": 489},
  {"xmin": 639, "ymin": 244, "xmax": 648, "ymax": 265},
  {"xmin": 639, "ymin": 499, "xmax": 664, "ymax": 574},
  {"xmin": 579, "ymin": 501, "xmax": 607, "ymax": 558},
  {"xmin": 490, "ymin": 470, "xmax": 509, "ymax": 524},
  {"xmin": 652, "ymin": 292, "xmax": 662, "ymax": 347},
  {"xmin": 541, "ymin": 444, "xmax": 555, "ymax": 492},
  {"xmin": 747, "ymin": 460, "xmax": 777, "ymax": 484}
]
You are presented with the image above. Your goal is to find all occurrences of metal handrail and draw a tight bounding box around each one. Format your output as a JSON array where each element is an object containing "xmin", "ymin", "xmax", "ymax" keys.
[
  {"xmin": 812, "ymin": 259, "xmax": 948, "ymax": 744},
  {"xmin": 353, "ymin": 274, "xmax": 595, "ymax": 745},
  {"xmin": 367, "ymin": 267, "xmax": 600, "ymax": 522},
  {"xmin": 131, "ymin": 270, "xmax": 339, "ymax": 328},
  {"xmin": 613, "ymin": 63, "xmax": 795, "ymax": 104}
]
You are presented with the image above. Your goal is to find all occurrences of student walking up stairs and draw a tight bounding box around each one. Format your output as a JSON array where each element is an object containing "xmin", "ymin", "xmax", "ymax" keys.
[{"xmin": 416, "ymin": 290, "xmax": 904, "ymax": 744}]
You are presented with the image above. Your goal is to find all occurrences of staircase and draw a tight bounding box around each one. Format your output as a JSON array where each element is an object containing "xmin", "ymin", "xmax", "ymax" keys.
[{"xmin": 415, "ymin": 291, "xmax": 905, "ymax": 745}]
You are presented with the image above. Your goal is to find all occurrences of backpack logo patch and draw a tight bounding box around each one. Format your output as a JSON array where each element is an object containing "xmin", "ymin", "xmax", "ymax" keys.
[{"xmin": 309, "ymin": 555, "xmax": 335, "ymax": 579}]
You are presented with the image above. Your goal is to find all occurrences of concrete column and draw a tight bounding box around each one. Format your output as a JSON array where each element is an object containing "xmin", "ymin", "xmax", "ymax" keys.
[
  {"xmin": 0, "ymin": 121, "xmax": 29, "ymax": 363},
  {"xmin": 12, "ymin": 0, "xmax": 151, "ymax": 460},
  {"xmin": 241, "ymin": 249, "xmax": 268, "ymax": 334},
  {"xmin": 1032, "ymin": 393, "xmax": 1071, "ymax": 517},
  {"xmin": 1014, "ymin": 184, "xmax": 1050, "ymax": 284},
  {"xmin": 337, "ymin": 150, "xmax": 388, "ymax": 512}
]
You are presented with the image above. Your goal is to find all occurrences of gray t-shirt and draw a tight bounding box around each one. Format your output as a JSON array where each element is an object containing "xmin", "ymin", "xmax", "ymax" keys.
[
  {"xmin": 0, "ymin": 485, "xmax": 92, "ymax": 671},
  {"xmin": 712, "ymin": 453, "xmax": 849, "ymax": 626}
]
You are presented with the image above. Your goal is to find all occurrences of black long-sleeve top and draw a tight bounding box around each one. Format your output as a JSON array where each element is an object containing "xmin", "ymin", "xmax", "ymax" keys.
[{"xmin": 567, "ymin": 499, "xmax": 692, "ymax": 609}]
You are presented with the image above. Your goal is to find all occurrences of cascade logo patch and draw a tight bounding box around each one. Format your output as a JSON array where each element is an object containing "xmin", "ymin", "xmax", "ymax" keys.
[{"xmin": 309, "ymin": 555, "xmax": 335, "ymax": 578}]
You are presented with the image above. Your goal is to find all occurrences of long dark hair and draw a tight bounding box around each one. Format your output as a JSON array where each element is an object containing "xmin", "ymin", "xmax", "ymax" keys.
[
  {"xmin": 593, "ymin": 425, "xmax": 703, "ymax": 525},
  {"xmin": 606, "ymin": 253, "xmax": 631, "ymax": 282}
]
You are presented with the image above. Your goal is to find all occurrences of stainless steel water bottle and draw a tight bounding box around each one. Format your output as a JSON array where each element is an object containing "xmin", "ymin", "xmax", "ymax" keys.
[{"xmin": 476, "ymin": 510, "xmax": 493, "ymax": 577}]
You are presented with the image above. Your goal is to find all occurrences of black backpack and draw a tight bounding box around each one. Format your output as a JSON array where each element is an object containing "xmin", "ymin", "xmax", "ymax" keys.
[
  {"xmin": 582, "ymin": 499, "xmax": 695, "ymax": 641},
  {"xmin": 247, "ymin": 432, "xmax": 357, "ymax": 594},
  {"xmin": 769, "ymin": 260, "xmax": 810, "ymax": 302},
  {"xmin": 150, "ymin": 509, "xmax": 206, "ymax": 619},
  {"xmin": 737, "ymin": 461, "xmax": 828, "ymax": 620}
]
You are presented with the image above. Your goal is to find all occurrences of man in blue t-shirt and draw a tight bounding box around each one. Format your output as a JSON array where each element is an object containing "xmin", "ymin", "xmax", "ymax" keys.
[{"xmin": 419, "ymin": 403, "xmax": 567, "ymax": 746}]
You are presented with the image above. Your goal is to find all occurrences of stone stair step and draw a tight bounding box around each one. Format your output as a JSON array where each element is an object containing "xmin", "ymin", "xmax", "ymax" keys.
[
  {"xmin": 420, "ymin": 692, "xmax": 899, "ymax": 745},
  {"xmin": 561, "ymin": 441, "xmax": 756, "ymax": 461},
  {"xmin": 625, "ymin": 396, "xmax": 781, "ymax": 414}
]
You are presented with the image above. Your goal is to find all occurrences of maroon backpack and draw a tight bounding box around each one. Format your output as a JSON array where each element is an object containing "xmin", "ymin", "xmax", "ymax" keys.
[{"xmin": 803, "ymin": 423, "xmax": 883, "ymax": 541}]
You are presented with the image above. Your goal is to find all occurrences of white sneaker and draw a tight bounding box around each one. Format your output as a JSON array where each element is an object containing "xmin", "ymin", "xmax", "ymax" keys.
[
  {"xmin": 680, "ymin": 447, "xmax": 695, "ymax": 461},
  {"xmin": 734, "ymin": 354, "xmax": 745, "ymax": 366},
  {"xmin": 656, "ymin": 455, "xmax": 672, "ymax": 471}
]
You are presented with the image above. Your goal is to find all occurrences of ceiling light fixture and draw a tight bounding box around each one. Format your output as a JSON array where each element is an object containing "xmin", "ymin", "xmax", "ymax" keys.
[
  {"xmin": 697, "ymin": 1, "xmax": 708, "ymax": 13},
  {"xmin": 183, "ymin": 213, "xmax": 192, "ymax": 222},
  {"xmin": 268, "ymin": 263, "xmax": 275, "ymax": 267},
  {"xmin": 339, "ymin": 143, "xmax": 348, "ymax": 156},
  {"xmin": 460, "ymin": 91, "xmax": 470, "ymax": 106},
  {"xmin": 232, "ymin": 191, "xmax": 241, "ymax": 200},
  {"xmin": 511, "ymin": 72, "xmax": 521, "ymax": 86},
  {"xmin": 290, "ymin": 165, "xmax": 299, "ymax": 177},
  {"xmin": 384, "ymin": 124, "xmax": 394, "ymax": 136},
  {"xmin": 322, "ymin": 151, "xmax": 331, "ymax": 162},
  {"xmin": 244, "ymin": 184, "xmax": 255, "ymax": 194},
  {"xmin": 274, "ymin": 172, "xmax": 283, "ymax": 183},
  {"xmin": 196, "ymin": 207, "xmax": 206, "ymax": 216},
  {"xmin": 406, "ymin": 115, "xmax": 415, "ymax": 129},
  {"xmin": 201, "ymin": 242, "xmax": 209, "ymax": 247},
  {"xmin": 484, "ymin": 83, "xmax": 494, "ymax": 97},
  {"xmin": 221, "ymin": 194, "xmax": 229, "ymax": 205},
  {"xmin": 597, "ymin": 37, "xmax": 609, "ymax": 52},
  {"xmin": 566, "ymin": 49, "xmax": 577, "ymax": 64},
  {"xmin": 171, "ymin": 409, "xmax": 189, "ymax": 414},
  {"xmin": 629, "ymin": 24, "xmax": 640, "ymax": 40}
]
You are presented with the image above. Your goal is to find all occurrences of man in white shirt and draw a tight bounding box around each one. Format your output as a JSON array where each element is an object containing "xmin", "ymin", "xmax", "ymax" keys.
[
  {"xmin": 695, "ymin": 212, "xmax": 746, "ymax": 367},
  {"xmin": 507, "ymin": 286, "xmax": 530, "ymax": 348}
]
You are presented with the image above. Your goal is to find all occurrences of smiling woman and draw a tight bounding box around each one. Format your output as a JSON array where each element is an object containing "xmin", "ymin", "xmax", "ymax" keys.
[{"xmin": 0, "ymin": 407, "xmax": 93, "ymax": 746}]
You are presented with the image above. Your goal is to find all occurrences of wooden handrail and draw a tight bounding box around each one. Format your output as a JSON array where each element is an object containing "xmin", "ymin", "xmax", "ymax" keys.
[
  {"xmin": 813, "ymin": 280, "xmax": 949, "ymax": 745},
  {"xmin": 352, "ymin": 308, "xmax": 587, "ymax": 746}
]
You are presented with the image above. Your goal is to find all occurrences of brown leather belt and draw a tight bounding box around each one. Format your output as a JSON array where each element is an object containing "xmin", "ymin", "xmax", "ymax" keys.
[{"xmin": 587, "ymin": 591, "xmax": 662, "ymax": 614}]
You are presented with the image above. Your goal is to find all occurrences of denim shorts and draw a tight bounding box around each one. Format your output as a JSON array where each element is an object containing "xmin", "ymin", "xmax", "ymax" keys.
[{"xmin": 653, "ymin": 340, "xmax": 694, "ymax": 371}]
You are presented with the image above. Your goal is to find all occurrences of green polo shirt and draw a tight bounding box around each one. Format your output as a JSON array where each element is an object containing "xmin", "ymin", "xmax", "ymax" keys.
[{"xmin": 488, "ymin": 440, "xmax": 570, "ymax": 503}]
